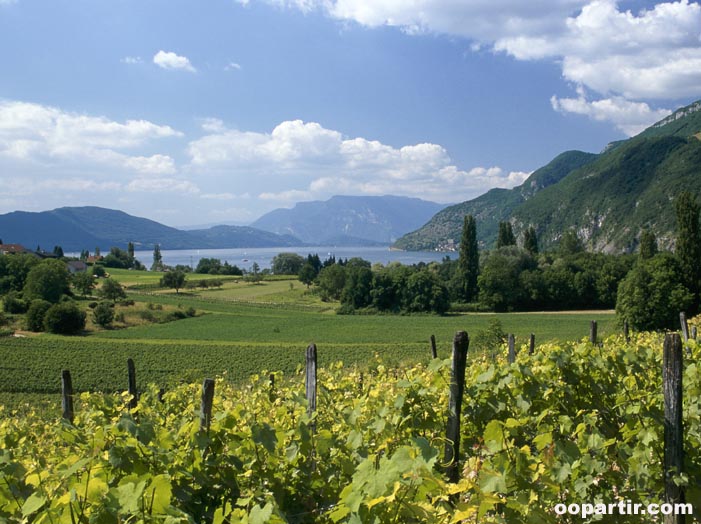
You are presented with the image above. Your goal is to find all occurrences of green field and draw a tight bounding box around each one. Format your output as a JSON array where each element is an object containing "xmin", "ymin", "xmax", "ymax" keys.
[{"xmin": 0, "ymin": 270, "xmax": 618, "ymax": 411}]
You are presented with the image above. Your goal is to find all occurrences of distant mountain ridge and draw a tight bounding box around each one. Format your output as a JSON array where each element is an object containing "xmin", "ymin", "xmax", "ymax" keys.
[
  {"xmin": 394, "ymin": 99, "xmax": 701, "ymax": 253},
  {"xmin": 0, "ymin": 207, "xmax": 302, "ymax": 251},
  {"xmin": 251, "ymin": 195, "xmax": 448, "ymax": 245}
]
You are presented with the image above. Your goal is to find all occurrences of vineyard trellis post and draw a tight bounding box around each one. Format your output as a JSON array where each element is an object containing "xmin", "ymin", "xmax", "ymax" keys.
[
  {"xmin": 507, "ymin": 334, "xmax": 516, "ymax": 364},
  {"xmin": 529, "ymin": 333, "xmax": 535, "ymax": 355},
  {"xmin": 200, "ymin": 378, "xmax": 215, "ymax": 433},
  {"xmin": 589, "ymin": 320, "xmax": 597, "ymax": 344},
  {"xmin": 127, "ymin": 358, "xmax": 137, "ymax": 410},
  {"xmin": 680, "ymin": 312, "xmax": 689, "ymax": 342},
  {"xmin": 663, "ymin": 333, "xmax": 685, "ymax": 524},
  {"xmin": 61, "ymin": 369, "xmax": 74, "ymax": 423},
  {"xmin": 306, "ymin": 343, "xmax": 317, "ymax": 422},
  {"xmin": 624, "ymin": 320, "xmax": 630, "ymax": 343},
  {"xmin": 693, "ymin": 326, "xmax": 698, "ymax": 340},
  {"xmin": 444, "ymin": 331, "xmax": 469, "ymax": 484},
  {"xmin": 430, "ymin": 334, "xmax": 438, "ymax": 359}
]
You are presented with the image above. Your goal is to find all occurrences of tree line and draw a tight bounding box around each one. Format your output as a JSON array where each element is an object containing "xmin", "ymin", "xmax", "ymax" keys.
[{"xmin": 276, "ymin": 191, "xmax": 701, "ymax": 327}]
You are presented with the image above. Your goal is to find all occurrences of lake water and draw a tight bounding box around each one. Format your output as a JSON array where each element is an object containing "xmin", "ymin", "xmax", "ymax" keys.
[{"xmin": 133, "ymin": 246, "xmax": 452, "ymax": 271}]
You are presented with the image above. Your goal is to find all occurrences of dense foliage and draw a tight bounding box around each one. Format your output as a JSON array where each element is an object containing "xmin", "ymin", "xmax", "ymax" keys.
[
  {"xmin": 1, "ymin": 333, "xmax": 699, "ymax": 523},
  {"xmin": 194, "ymin": 258, "xmax": 243, "ymax": 276}
]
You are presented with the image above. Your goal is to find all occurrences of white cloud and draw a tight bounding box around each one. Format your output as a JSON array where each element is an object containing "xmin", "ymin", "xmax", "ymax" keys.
[
  {"xmin": 188, "ymin": 119, "xmax": 527, "ymax": 204},
  {"xmin": 153, "ymin": 50, "xmax": 196, "ymax": 72},
  {"xmin": 247, "ymin": 0, "xmax": 701, "ymax": 131},
  {"xmin": 225, "ymin": 62, "xmax": 242, "ymax": 71},
  {"xmin": 120, "ymin": 56, "xmax": 143, "ymax": 64},
  {"xmin": 123, "ymin": 154, "xmax": 177, "ymax": 174},
  {"xmin": 551, "ymin": 89, "xmax": 672, "ymax": 135},
  {"xmin": 127, "ymin": 178, "xmax": 199, "ymax": 194},
  {"xmin": 0, "ymin": 100, "xmax": 182, "ymax": 168}
]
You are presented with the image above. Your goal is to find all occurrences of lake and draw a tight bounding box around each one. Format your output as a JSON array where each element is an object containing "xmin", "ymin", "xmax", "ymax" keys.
[{"xmin": 133, "ymin": 246, "xmax": 452, "ymax": 271}]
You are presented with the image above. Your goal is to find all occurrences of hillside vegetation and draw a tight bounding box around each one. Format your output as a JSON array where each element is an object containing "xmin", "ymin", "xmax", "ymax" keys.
[{"xmin": 395, "ymin": 100, "xmax": 701, "ymax": 253}]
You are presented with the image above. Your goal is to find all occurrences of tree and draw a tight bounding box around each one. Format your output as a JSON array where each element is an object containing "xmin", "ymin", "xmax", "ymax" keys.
[
  {"xmin": 523, "ymin": 226, "xmax": 538, "ymax": 255},
  {"xmin": 298, "ymin": 263, "xmax": 317, "ymax": 288},
  {"xmin": 317, "ymin": 264, "xmax": 346, "ymax": 300},
  {"xmin": 128, "ymin": 242, "xmax": 135, "ymax": 260},
  {"xmin": 245, "ymin": 262, "xmax": 262, "ymax": 284},
  {"xmin": 73, "ymin": 271, "xmax": 96, "ymax": 297},
  {"xmin": 675, "ymin": 191, "xmax": 701, "ymax": 313},
  {"xmin": 23, "ymin": 259, "xmax": 71, "ymax": 303},
  {"xmin": 616, "ymin": 253, "xmax": 693, "ymax": 330},
  {"xmin": 25, "ymin": 299, "xmax": 51, "ymax": 331},
  {"xmin": 271, "ymin": 253, "xmax": 305, "ymax": 275},
  {"xmin": 478, "ymin": 247, "xmax": 534, "ymax": 312},
  {"xmin": 92, "ymin": 301, "xmax": 115, "ymax": 328},
  {"xmin": 53, "ymin": 245, "xmax": 64, "ymax": 258},
  {"xmin": 160, "ymin": 270, "xmax": 186, "ymax": 293},
  {"xmin": 639, "ymin": 229, "xmax": 658, "ymax": 260},
  {"xmin": 152, "ymin": 244, "xmax": 163, "ymax": 271},
  {"xmin": 402, "ymin": 269, "xmax": 450, "ymax": 314},
  {"xmin": 43, "ymin": 301, "xmax": 86, "ymax": 334},
  {"xmin": 99, "ymin": 278, "xmax": 126, "ymax": 302},
  {"xmin": 559, "ymin": 230, "xmax": 584, "ymax": 256},
  {"xmin": 340, "ymin": 266, "xmax": 373, "ymax": 310},
  {"xmin": 457, "ymin": 215, "xmax": 479, "ymax": 302},
  {"xmin": 496, "ymin": 221, "xmax": 516, "ymax": 248}
]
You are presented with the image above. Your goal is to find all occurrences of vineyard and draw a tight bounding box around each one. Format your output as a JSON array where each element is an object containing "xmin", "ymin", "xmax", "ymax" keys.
[{"xmin": 1, "ymin": 332, "xmax": 699, "ymax": 523}]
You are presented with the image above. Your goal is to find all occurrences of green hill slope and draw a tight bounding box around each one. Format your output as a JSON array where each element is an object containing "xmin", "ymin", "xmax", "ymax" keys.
[{"xmin": 394, "ymin": 100, "xmax": 701, "ymax": 253}]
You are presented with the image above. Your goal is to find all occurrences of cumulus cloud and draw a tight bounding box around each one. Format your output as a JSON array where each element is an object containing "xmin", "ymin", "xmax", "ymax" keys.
[
  {"xmin": 0, "ymin": 100, "xmax": 182, "ymax": 168},
  {"xmin": 153, "ymin": 50, "xmax": 196, "ymax": 72},
  {"xmin": 551, "ymin": 88, "xmax": 672, "ymax": 135},
  {"xmin": 127, "ymin": 178, "xmax": 199, "ymax": 194},
  {"xmin": 246, "ymin": 0, "xmax": 701, "ymax": 132},
  {"xmin": 188, "ymin": 119, "xmax": 527, "ymax": 204}
]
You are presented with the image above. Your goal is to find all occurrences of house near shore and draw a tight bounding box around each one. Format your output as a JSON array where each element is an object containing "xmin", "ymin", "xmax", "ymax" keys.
[
  {"xmin": 66, "ymin": 260, "xmax": 88, "ymax": 274},
  {"xmin": 0, "ymin": 243, "xmax": 37, "ymax": 256}
]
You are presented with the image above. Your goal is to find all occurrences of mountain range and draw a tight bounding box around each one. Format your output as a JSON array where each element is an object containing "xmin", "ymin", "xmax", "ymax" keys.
[
  {"xmin": 0, "ymin": 207, "xmax": 301, "ymax": 252},
  {"xmin": 394, "ymin": 100, "xmax": 701, "ymax": 253},
  {"xmin": 251, "ymin": 195, "xmax": 448, "ymax": 245},
  {"xmin": 0, "ymin": 196, "xmax": 448, "ymax": 251}
]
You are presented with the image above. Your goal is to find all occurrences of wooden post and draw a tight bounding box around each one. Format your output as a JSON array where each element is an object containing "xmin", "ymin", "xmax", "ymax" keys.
[
  {"xmin": 430, "ymin": 334, "xmax": 438, "ymax": 359},
  {"xmin": 692, "ymin": 326, "xmax": 698, "ymax": 341},
  {"xmin": 200, "ymin": 378, "xmax": 215, "ymax": 433},
  {"xmin": 61, "ymin": 370, "xmax": 74, "ymax": 423},
  {"xmin": 507, "ymin": 334, "xmax": 516, "ymax": 364},
  {"xmin": 306, "ymin": 343, "xmax": 317, "ymax": 417},
  {"xmin": 624, "ymin": 320, "xmax": 630, "ymax": 342},
  {"xmin": 680, "ymin": 312, "xmax": 689, "ymax": 342},
  {"xmin": 444, "ymin": 331, "xmax": 469, "ymax": 483},
  {"xmin": 127, "ymin": 358, "xmax": 137, "ymax": 410},
  {"xmin": 663, "ymin": 333, "xmax": 685, "ymax": 524},
  {"xmin": 528, "ymin": 333, "xmax": 535, "ymax": 355},
  {"xmin": 589, "ymin": 320, "xmax": 597, "ymax": 344}
]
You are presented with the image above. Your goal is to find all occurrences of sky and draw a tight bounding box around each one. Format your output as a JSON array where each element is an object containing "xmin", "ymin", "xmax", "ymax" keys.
[{"xmin": 1, "ymin": 0, "xmax": 700, "ymax": 227}]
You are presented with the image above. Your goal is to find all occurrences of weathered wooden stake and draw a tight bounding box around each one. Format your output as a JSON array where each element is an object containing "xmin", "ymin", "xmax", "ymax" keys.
[
  {"xmin": 589, "ymin": 320, "xmax": 598, "ymax": 344},
  {"xmin": 444, "ymin": 331, "xmax": 469, "ymax": 484},
  {"xmin": 663, "ymin": 333, "xmax": 685, "ymax": 524},
  {"xmin": 624, "ymin": 320, "xmax": 630, "ymax": 342},
  {"xmin": 692, "ymin": 326, "xmax": 698, "ymax": 341},
  {"xmin": 61, "ymin": 369, "xmax": 74, "ymax": 423},
  {"xmin": 680, "ymin": 312, "xmax": 689, "ymax": 342},
  {"xmin": 200, "ymin": 378, "xmax": 215, "ymax": 433},
  {"xmin": 127, "ymin": 358, "xmax": 137, "ymax": 410},
  {"xmin": 305, "ymin": 343, "xmax": 317, "ymax": 418},
  {"xmin": 507, "ymin": 334, "xmax": 516, "ymax": 364},
  {"xmin": 430, "ymin": 334, "xmax": 438, "ymax": 359},
  {"xmin": 528, "ymin": 333, "xmax": 535, "ymax": 355}
]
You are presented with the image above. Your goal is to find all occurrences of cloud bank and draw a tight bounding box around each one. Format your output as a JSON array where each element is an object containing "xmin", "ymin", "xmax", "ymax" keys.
[{"xmin": 239, "ymin": 0, "xmax": 701, "ymax": 135}]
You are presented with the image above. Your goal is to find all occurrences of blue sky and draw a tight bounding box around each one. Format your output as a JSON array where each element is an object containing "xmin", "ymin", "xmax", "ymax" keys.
[{"xmin": 1, "ymin": 0, "xmax": 699, "ymax": 226}]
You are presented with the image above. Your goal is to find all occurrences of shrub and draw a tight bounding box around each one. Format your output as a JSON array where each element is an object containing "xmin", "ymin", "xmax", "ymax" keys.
[
  {"xmin": 92, "ymin": 301, "xmax": 115, "ymax": 328},
  {"xmin": 43, "ymin": 301, "xmax": 86, "ymax": 335},
  {"xmin": 3, "ymin": 292, "xmax": 26, "ymax": 314},
  {"xmin": 26, "ymin": 299, "xmax": 52, "ymax": 332}
]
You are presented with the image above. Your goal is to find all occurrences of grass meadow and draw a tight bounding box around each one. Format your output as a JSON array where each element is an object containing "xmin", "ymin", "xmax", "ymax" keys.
[{"xmin": 0, "ymin": 271, "xmax": 617, "ymax": 412}]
